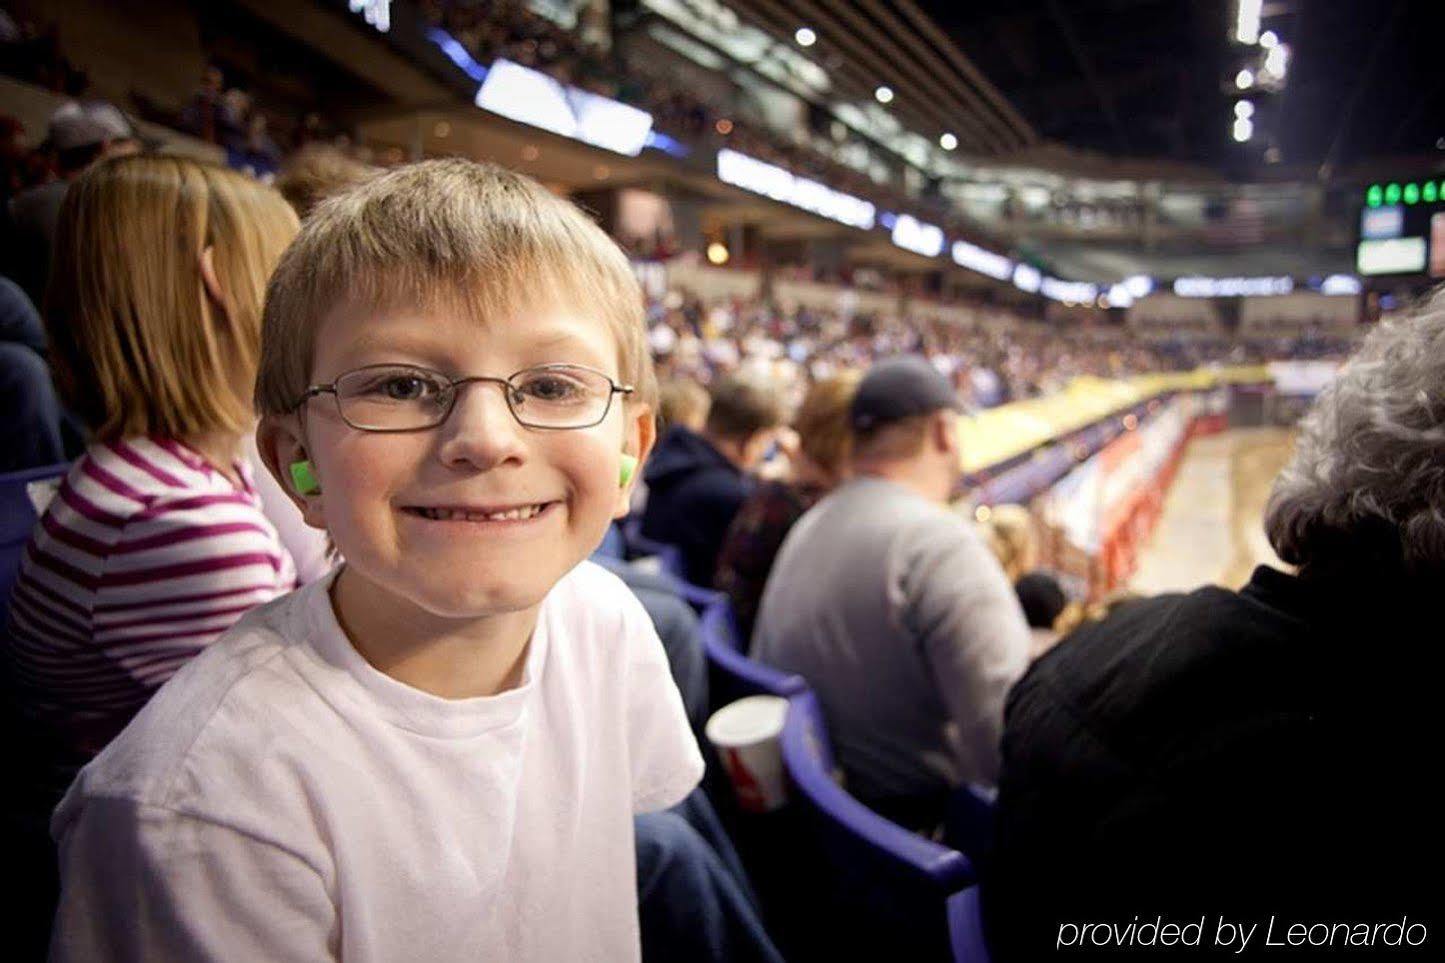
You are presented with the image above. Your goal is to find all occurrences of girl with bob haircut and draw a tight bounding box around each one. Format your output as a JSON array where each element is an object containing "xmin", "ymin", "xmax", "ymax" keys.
[{"xmin": 5, "ymin": 155, "xmax": 305, "ymax": 774}]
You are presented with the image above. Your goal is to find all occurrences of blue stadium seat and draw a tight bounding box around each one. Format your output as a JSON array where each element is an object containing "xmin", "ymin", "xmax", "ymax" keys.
[
  {"xmin": 778, "ymin": 688, "xmax": 982, "ymax": 961},
  {"xmin": 698, "ymin": 597, "xmax": 805, "ymax": 704},
  {"xmin": 619, "ymin": 520, "xmax": 722, "ymax": 611},
  {"xmin": 946, "ymin": 886, "xmax": 990, "ymax": 963},
  {"xmin": 1, "ymin": 462, "xmax": 68, "ymax": 605},
  {"xmin": 621, "ymin": 516, "xmax": 685, "ymax": 574}
]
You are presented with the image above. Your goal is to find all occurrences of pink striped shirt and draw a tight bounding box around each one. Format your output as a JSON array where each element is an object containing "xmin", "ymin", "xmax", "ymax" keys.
[{"xmin": 5, "ymin": 437, "xmax": 297, "ymax": 758}]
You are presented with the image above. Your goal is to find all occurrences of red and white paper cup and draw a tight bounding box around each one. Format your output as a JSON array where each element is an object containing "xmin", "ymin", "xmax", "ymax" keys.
[{"xmin": 705, "ymin": 695, "xmax": 790, "ymax": 813}]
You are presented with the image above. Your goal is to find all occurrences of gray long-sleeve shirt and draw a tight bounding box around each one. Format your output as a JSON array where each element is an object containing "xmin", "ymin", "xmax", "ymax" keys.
[{"xmin": 751, "ymin": 477, "xmax": 1030, "ymax": 802}]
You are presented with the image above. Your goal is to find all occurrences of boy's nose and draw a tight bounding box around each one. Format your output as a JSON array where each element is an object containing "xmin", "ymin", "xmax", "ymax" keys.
[{"xmin": 435, "ymin": 381, "xmax": 528, "ymax": 471}]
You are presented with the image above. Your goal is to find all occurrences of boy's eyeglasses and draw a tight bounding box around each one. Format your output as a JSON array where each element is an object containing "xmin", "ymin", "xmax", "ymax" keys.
[{"xmin": 296, "ymin": 363, "xmax": 634, "ymax": 432}]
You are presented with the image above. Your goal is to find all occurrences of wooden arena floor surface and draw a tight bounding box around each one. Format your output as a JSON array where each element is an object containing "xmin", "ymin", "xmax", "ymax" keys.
[{"xmin": 1129, "ymin": 428, "xmax": 1295, "ymax": 596}]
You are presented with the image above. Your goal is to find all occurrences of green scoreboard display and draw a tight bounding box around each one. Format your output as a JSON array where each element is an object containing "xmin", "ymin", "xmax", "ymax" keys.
[{"xmin": 1358, "ymin": 178, "xmax": 1445, "ymax": 277}]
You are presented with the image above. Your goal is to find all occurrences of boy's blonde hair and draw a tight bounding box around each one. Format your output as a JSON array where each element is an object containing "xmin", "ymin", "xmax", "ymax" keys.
[
  {"xmin": 256, "ymin": 159, "xmax": 656, "ymax": 418},
  {"xmin": 46, "ymin": 154, "xmax": 299, "ymax": 441}
]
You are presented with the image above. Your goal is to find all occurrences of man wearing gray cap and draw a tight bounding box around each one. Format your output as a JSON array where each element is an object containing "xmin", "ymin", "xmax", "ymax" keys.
[
  {"xmin": 5, "ymin": 101, "xmax": 138, "ymax": 306},
  {"xmin": 752, "ymin": 356, "xmax": 1030, "ymax": 832}
]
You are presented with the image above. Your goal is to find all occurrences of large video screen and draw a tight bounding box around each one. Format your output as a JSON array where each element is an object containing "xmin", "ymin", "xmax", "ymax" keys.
[
  {"xmin": 1357, "ymin": 179, "xmax": 1445, "ymax": 276},
  {"xmin": 475, "ymin": 59, "xmax": 653, "ymax": 157}
]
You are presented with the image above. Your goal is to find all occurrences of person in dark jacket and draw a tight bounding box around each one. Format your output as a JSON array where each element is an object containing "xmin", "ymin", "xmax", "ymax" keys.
[
  {"xmin": 983, "ymin": 291, "xmax": 1445, "ymax": 960},
  {"xmin": 0, "ymin": 276, "xmax": 66, "ymax": 470},
  {"xmin": 640, "ymin": 371, "xmax": 787, "ymax": 587}
]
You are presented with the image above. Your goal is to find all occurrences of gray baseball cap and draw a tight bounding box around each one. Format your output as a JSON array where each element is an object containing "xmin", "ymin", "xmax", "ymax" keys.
[
  {"xmin": 850, "ymin": 355, "xmax": 964, "ymax": 432},
  {"xmin": 46, "ymin": 101, "xmax": 135, "ymax": 152}
]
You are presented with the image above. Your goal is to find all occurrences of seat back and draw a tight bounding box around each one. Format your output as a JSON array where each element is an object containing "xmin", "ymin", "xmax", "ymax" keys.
[
  {"xmin": 698, "ymin": 597, "xmax": 805, "ymax": 705},
  {"xmin": 778, "ymin": 689, "xmax": 976, "ymax": 961},
  {"xmin": 0, "ymin": 462, "xmax": 68, "ymax": 606},
  {"xmin": 946, "ymin": 886, "xmax": 991, "ymax": 963}
]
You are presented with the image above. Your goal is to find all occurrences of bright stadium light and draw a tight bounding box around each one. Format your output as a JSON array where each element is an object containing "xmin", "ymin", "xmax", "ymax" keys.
[
  {"xmin": 1264, "ymin": 44, "xmax": 1289, "ymax": 79},
  {"xmin": 795, "ymin": 26, "xmax": 816, "ymax": 47},
  {"xmin": 1123, "ymin": 274, "xmax": 1155, "ymax": 299},
  {"xmin": 939, "ymin": 132, "xmax": 958, "ymax": 151},
  {"xmin": 1259, "ymin": 30, "xmax": 1279, "ymax": 49},
  {"xmin": 349, "ymin": 0, "xmax": 391, "ymax": 33},
  {"xmin": 1235, "ymin": 69, "xmax": 1254, "ymax": 90},
  {"xmin": 1235, "ymin": 100, "xmax": 1255, "ymax": 119},
  {"xmin": 1233, "ymin": 117, "xmax": 1254, "ymax": 142},
  {"xmin": 875, "ymin": 85, "xmax": 894, "ymax": 104},
  {"xmin": 1235, "ymin": 0, "xmax": 1261, "ymax": 44}
]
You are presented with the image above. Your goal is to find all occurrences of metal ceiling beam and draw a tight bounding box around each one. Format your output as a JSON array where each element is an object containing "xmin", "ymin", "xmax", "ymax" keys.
[
  {"xmin": 737, "ymin": 0, "xmax": 1008, "ymax": 154},
  {"xmin": 890, "ymin": 0, "xmax": 1039, "ymax": 146},
  {"xmin": 857, "ymin": 0, "xmax": 1034, "ymax": 151}
]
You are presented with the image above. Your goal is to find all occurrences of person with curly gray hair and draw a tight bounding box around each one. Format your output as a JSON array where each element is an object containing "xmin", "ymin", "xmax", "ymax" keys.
[
  {"xmin": 982, "ymin": 289, "xmax": 1444, "ymax": 961},
  {"xmin": 1265, "ymin": 298, "xmax": 1445, "ymax": 580}
]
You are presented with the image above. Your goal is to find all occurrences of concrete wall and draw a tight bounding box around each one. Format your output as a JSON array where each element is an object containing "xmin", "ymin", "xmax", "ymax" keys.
[{"xmin": 16, "ymin": 0, "xmax": 207, "ymax": 113}]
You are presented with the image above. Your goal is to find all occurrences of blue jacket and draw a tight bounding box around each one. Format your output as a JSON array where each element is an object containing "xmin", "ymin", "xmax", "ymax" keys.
[{"xmin": 640, "ymin": 426, "xmax": 752, "ymax": 588}]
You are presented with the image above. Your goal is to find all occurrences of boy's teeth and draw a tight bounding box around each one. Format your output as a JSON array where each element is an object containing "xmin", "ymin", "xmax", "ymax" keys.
[{"xmin": 421, "ymin": 504, "xmax": 544, "ymax": 521}]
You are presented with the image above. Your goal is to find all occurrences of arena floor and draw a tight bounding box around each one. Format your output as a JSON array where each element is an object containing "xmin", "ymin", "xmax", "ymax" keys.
[{"xmin": 1129, "ymin": 428, "xmax": 1296, "ymax": 596}]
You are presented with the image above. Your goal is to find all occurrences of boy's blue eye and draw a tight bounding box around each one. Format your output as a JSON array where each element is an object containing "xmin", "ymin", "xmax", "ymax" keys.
[
  {"xmin": 515, "ymin": 372, "xmax": 589, "ymax": 404},
  {"xmin": 353, "ymin": 372, "xmax": 441, "ymax": 402}
]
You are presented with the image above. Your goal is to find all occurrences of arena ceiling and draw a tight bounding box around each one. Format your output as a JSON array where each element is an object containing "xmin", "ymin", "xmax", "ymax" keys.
[{"xmin": 918, "ymin": 0, "xmax": 1445, "ymax": 178}]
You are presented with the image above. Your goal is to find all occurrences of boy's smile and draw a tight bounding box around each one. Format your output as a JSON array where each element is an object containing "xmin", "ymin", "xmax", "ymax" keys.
[{"xmin": 284, "ymin": 298, "xmax": 653, "ymax": 628}]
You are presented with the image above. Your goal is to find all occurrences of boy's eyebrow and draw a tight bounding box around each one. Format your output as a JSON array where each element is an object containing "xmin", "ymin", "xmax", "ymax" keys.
[
  {"xmin": 529, "ymin": 329, "xmax": 604, "ymax": 356},
  {"xmin": 336, "ymin": 327, "xmax": 611, "ymax": 369}
]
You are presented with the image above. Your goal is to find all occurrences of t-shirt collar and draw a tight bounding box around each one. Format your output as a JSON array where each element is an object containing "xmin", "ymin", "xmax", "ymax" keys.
[{"xmin": 293, "ymin": 567, "xmax": 549, "ymax": 739}]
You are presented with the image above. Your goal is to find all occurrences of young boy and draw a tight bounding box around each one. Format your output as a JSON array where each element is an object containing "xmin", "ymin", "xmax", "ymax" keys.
[{"xmin": 48, "ymin": 159, "xmax": 704, "ymax": 961}]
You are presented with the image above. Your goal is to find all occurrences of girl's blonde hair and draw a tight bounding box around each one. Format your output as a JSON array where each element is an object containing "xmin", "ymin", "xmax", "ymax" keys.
[{"xmin": 46, "ymin": 154, "xmax": 299, "ymax": 442}]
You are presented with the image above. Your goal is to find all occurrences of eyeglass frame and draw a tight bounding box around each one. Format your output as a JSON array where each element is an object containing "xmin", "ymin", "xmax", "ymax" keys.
[{"xmin": 293, "ymin": 362, "xmax": 635, "ymax": 433}]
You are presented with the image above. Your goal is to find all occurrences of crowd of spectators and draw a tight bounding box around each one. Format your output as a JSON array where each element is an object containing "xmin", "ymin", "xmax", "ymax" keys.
[{"xmin": 645, "ymin": 289, "xmax": 1358, "ymax": 411}]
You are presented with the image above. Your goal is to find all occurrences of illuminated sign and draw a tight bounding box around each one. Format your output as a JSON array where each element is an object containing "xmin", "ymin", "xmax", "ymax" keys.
[
  {"xmin": 475, "ymin": 59, "xmax": 654, "ymax": 156},
  {"xmin": 1040, "ymin": 277, "xmax": 1098, "ymax": 303},
  {"xmin": 1122, "ymin": 275, "xmax": 1154, "ymax": 299},
  {"xmin": 1433, "ymin": 214, "xmax": 1445, "ymax": 278},
  {"xmin": 1361, "ymin": 205, "xmax": 1404, "ymax": 240},
  {"xmin": 1012, "ymin": 263, "xmax": 1042, "ymax": 294},
  {"xmin": 716, "ymin": 149, "xmax": 876, "ymax": 229},
  {"xmin": 1319, "ymin": 274, "xmax": 1362, "ymax": 296},
  {"xmin": 349, "ymin": 0, "xmax": 391, "ymax": 33},
  {"xmin": 1366, "ymin": 180, "xmax": 1445, "ymax": 207},
  {"xmin": 1357, "ymin": 237, "xmax": 1427, "ymax": 276},
  {"xmin": 950, "ymin": 240, "xmax": 1012, "ymax": 280},
  {"xmin": 890, "ymin": 215, "xmax": 944, "ymax": 258},
  {"xmin": 1172, "ymin": 275, "xmax": 1294, "ymax": 297}
]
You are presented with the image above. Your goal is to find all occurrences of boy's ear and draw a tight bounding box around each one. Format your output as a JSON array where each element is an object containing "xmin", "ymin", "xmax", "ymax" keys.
[
  {"xmin": 614, "ymin": 401, "xmax": 656, "ymax": 519},
  {"xmin": 256, "ymin": 416, "xmax": 328, "ymax": 530}
]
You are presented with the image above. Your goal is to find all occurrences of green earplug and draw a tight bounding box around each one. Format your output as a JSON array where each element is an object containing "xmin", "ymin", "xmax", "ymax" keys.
[
  {"xmin": 290, "ymin": 459, "xmax": 320, "ymax": 496},
  {"xmin": 619, "ymin": 453, "xmax": 638, "ymax": 488}
]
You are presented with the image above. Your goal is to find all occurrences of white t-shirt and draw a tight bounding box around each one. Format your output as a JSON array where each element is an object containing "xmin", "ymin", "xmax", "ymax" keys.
[{"xmin": 49, "ymin": 561, "xmax": 704, "ymax": 962}]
